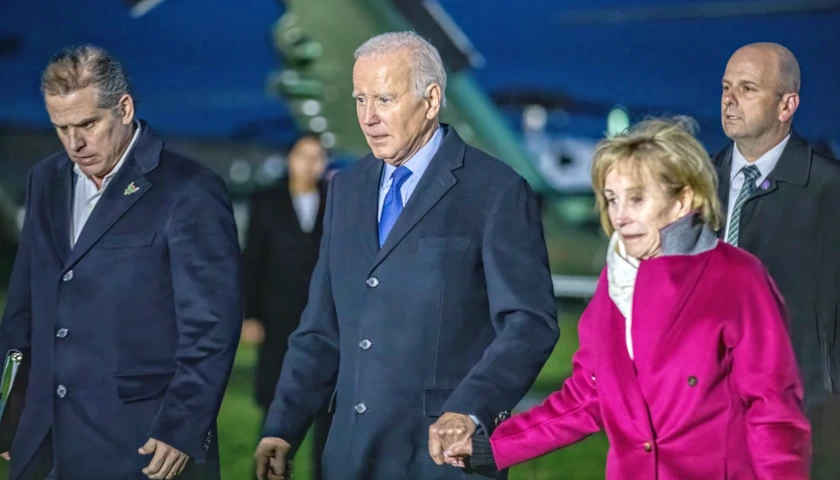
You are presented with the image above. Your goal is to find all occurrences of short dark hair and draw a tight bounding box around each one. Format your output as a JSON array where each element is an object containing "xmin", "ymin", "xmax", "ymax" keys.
[
  {"xmin": 288, "ymin": 132, "xmax": 326, "ymax": 155},
  {"xmin": 41, "ymin": 44, "xmax": 133, "ymax": 112}
]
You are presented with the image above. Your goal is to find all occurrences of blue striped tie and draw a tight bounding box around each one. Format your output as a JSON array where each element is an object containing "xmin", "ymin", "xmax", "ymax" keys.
[
  {"xmin": 378, "ymin": 166, "xmax": 413, "ymax": 247},
  {"xmin": 726, "ymin": 165, "xmax": 761, "ymax": 246}
]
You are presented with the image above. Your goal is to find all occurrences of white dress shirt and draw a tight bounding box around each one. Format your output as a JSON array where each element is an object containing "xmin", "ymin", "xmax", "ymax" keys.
[
  {"xmin": 723, "ymin": 133, "xmax": 791, "ymax": 240},
  {"xmin": 291, "ymin": 191, "xmax": 320, "ymax": 233},
  {"xmin": 71, "ymin": 122, "xmax": 141, "ymax": 247},
  {"xmin": 377, "ymin": 127, "xmax": 444, "ymax": 220}
]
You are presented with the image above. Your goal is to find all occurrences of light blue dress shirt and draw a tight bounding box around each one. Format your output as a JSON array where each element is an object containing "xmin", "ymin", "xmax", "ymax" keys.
[{"xmin": 377, "ymin": 126, "xmax": 444, "ymax": 221}]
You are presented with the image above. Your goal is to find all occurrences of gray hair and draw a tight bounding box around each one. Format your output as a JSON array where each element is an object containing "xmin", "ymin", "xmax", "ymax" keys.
[
  {"xmin": 772, "ymin": 44, "xmax": 801, "ymax": 95},
  {"xmin": 354, "ymin": 31, "xmax": 447, "ymax": 108},
  {"xmin": 41, "ymin": 44, "xmax": 133, "ymax": 112}
]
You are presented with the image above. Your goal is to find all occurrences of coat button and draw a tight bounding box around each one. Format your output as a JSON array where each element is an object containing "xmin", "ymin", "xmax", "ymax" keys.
[
  {"xmin": 56, "ymin": 385, "xmax": 67, "ymax": 398},
  {"xmin": 591, "ymin": 374, "xmax": 596, "ymax": 382},
  {"xmin": 644, "ymin": 442, "xmax": 652, "ymax": 452},
  {"xmin": 366, "ymin": 277, "xmax": 379, "ymax": 288},
  {"xmin": 359, "ymin": 339, "xmax": 372, "ymax": 350},
  {"xmin": 62, "ymin": 270, "xmax": 74, "ymax": 282},
  {"xmin": 355, "ymin": 402, "xmax": 367, "ymax": 414},
  {"xmin": 56, "ymin": 328, "xmax": 68, "ymax": 338},
  {"xmin": 688, "ymin": 376, "xmax": 697, "ymax": 387}
]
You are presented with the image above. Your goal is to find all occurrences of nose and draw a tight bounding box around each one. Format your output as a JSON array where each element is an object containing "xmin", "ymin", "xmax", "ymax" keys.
[
  {"xmin": 361, "ymin": 103, "xmax": 378, "ymax": 126},
  {"xmin": 722, "ymin": 90, "xmax": 737, "ymax": 107},
  {"xmin": 613, "ymin": 203, "xmax": 631, "ymax": 228},
  {"xmin": 67, "ymin": 129, "xmax": 85, "ymax": 152}
]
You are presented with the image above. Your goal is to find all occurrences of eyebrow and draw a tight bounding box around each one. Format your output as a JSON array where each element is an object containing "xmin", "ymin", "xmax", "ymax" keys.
[
  {"xmin": 53, "ymin": 117, "xmax": 98, "ymax": 128},
  {"xmin": 722, "ymin": 78, "xmax": 759, "ymax": 87}
]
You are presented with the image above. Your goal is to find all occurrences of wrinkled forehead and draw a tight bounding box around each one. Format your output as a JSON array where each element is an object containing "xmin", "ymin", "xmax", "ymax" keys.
[
  {"xmin": 352, "ymin": 52, "xmax": 413, "ymax": 94},
  {"xmin": 44, "ymin": 89, "xmax": 107, "ymax": 125},
  {"xmin": 723, "ymin": 49, "xmax": 780, "ymax": 86}
]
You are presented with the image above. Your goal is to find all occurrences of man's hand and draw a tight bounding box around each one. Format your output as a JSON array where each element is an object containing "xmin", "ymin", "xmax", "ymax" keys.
[
  {"xmin": 428, "ymin": 412, "xmax": 477, "ymax": 465},
  {"xmin": 0, "ymin": 451, "xmax": 9, "ymax": 461},
  {"xmin": 255, "ymin": 437, "xmax": 293, "ymax": 480},
  {"xmin": 139, "ymin": 438, "xmax": 190, "ymax": 479},
  {"xmin": 242, "ymin": 318, "xmax": 265, "ymax": 344}
]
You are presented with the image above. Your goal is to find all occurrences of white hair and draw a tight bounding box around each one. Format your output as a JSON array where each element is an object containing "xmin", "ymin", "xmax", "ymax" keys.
[{"xmin": 354, "ymin": 31, "xmax": 447, "ymax": 108}]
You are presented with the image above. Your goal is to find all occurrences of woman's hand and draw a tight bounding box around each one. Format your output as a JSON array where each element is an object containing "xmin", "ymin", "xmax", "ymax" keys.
[{"xmin": 443, "ymin": 438, "xmax": 473, "ymax": 468}]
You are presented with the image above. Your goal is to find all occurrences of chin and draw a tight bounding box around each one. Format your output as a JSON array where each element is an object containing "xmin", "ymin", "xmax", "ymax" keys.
[{"xmin": 368, "ymin": 145, "xmax": 391, "ymax": 160}]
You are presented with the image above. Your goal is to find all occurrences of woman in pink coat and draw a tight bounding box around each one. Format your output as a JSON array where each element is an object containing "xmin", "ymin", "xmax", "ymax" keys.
[{"xmin": 444, "ymin": 118, "xmax": 811, "ymax": 479}]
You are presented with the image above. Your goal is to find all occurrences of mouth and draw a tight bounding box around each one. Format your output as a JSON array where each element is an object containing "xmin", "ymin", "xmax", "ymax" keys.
[
  {"xmin": 366, "ymin": 134, "xmax": 389, "ymax": 141},
  {"xmin": 723, "ymin": 114, "xmax": 740, "ymax": 121},
  {"xmin": 621, "ymin": 233, "xmax": 644, "ymax": 243},
  {"xmin": 74, "ymin": 155, "xmax": 97, "ymax": 165}
]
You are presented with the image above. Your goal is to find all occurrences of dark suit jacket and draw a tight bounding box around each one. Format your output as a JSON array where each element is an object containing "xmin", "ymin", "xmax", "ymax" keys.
[
  {"xmin": 712, "ymin": 130, "xmax": 840, "ymax": 404},
  {"xmin": 242, "ymin": 180, "xmax": 326, "ymax": 409},
  {"xmin": 0, "ymin": 121, "xmax": 242, "ymax": 480},
  {"xmin": 262, "ymin": 126, "xmax": 560, "ymax": 479}
]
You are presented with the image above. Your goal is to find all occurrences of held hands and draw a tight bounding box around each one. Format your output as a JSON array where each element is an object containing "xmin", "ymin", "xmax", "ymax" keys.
[
  {"xmin": 443, "ymin": 437, "xmax": 473, "ymax": 468},
  {"xmin": 254, "ymin": 437, "xmax": 293, "ymax": 480},
  {"xmin": 139, "ymin": 438, "xmax": 190, "ymax": 479},
  {"xmin": 428, "ymin": 412, "xmax": 477, "ymax": 466}
]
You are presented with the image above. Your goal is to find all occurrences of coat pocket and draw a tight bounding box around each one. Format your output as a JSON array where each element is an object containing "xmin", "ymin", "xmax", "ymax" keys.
[
  {"xmin": 423, "ymin": 387, "xmax": 454, "ymax": 417},
  {"xmin": 114, "ymin": 370, "xmax": 175, "ymax": 403}
]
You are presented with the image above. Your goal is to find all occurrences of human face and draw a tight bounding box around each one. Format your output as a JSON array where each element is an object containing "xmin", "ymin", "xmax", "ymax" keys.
[
  {"xmin": 352, "ymin": 50, "xmax": 441, "ymax": 166},
  {"xmin": 721, "ymin": 47, "xmax": 791, "ymax": 144},
  {"xmin": 45, "ymin": 86, "xmax": 135, "ymax": 185},
  {"xmin": 604, "ymin": 164, "xmax": 692, "ymax": 260},
  {"xmin": 287, "ymin": 138, "xmax": 327, "ymax": 185}
]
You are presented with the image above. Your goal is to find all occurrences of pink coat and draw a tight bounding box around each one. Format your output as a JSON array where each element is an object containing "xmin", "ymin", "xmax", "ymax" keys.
[{"xmin": 489, "ymin": 242, "xmax": 811, "ymax": 479}]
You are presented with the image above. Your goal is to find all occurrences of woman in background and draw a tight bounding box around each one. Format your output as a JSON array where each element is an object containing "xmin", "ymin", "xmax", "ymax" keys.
[{"xmin": 445, "ymin": 118, "xmax": 811, "ymax": 479}]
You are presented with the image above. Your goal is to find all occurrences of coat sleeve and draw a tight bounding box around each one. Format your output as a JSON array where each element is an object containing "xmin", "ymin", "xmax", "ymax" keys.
[
  {"xmin": 147, "ymin": 169, "xmax": 243, "ymax": 462},
  {"xmin": 261, "ymin": 179, "xmax": 339, "ymax": 447},
  {"xmin": 487, "ymin": 289, "xmax": 603, "ymax": 470},
  {"xmin": 817, "ymin": 174, "xmax": 840, "ymax": 394},
  {"xmin": 730, "ymin": 265, "xmax": 811, "ymax": 479},
  {"xmin": 440, "ymin": 176, "xmax": 560, "ymax": 433},
  {"xmin": 0, "ymin": 168, "xmax": 35, "ymax": 357}
]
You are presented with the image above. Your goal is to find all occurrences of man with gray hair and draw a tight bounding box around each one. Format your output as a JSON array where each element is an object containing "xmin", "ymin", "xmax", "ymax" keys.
[
  {"xmin": 0, "ymin": 44, "xmax": 242, "ymax": 480},
  {"xmin": 255, "ymin": 31, "xmax": 558, "ymax": 479},
  {"xmin": 713, "ymin": 41, "xmax": 840, "ymax": 479}
]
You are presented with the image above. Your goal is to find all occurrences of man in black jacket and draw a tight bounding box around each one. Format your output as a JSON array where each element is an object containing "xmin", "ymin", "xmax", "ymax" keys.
[
  {"xmin": 713, "ymin": 41, "xmax": 840, "ymax": 478},
  {"xmin": 241, "ymin": 133, "xmax": 330, "ymax": 480}
]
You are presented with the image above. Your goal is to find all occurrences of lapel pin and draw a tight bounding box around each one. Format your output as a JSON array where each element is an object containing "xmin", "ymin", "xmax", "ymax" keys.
[
  {"xmin": 760, "ymin": 180, "xmax": 770, "ymax": 190},
  {"xmin": 123, "ymin": 181, "xmax": 139, "ymax": 196}
]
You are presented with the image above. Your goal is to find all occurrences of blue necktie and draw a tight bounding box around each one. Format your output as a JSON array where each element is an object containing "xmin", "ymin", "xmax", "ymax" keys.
[{"xmin": 379, "ymin": 166, "xmax": 413, "ymax": 247}]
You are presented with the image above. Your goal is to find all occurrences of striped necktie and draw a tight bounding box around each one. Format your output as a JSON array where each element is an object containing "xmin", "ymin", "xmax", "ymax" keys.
[
  {"xmin": 378, "ymin": 166, "xmax": 413, "ymax": 247},
  {"xmin": 726, "ymin": 164, "xmax": 761, "ymax": 246}
]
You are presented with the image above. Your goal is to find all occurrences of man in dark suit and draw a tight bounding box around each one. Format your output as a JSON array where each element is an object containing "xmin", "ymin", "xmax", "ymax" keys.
[
  {"xmin": 254, "ymin": 31, "xmax": 559, "ymax": 480},
  {"xmin": 0, "ymin": 45, "xmax": 242, "ymax": 480},
  {"xmin": 241, "ymin": 133, "xmax": 330, "ymax": 479},
  {"xmin": 713, "ymin": 42, "xmax": 840, "ymax": 478}
]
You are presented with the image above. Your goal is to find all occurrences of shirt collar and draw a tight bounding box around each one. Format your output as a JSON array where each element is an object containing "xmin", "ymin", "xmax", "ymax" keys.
[
  {"xmin": 74, "ymin": 120, "xmax": 142, "ymax": 185},
  {"xmin": 381, "ymin": 126, "xmax": 444, "ymax": 187},
  {"xmin": 731, "ymin": 132, "xmax": 791, "ymax": 181}
]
